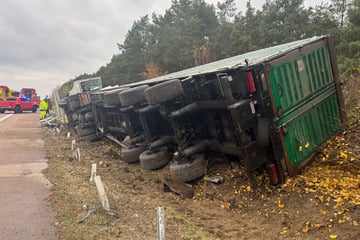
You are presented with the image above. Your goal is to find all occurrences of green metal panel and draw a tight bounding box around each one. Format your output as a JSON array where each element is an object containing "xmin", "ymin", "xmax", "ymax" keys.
[
  {"xmin": 282, "ymin": 93, "xmax": 340, "ymax": 174},
  {"xmin": 269, "ymin": 44, "xmax": 334, "ymax": 115}
]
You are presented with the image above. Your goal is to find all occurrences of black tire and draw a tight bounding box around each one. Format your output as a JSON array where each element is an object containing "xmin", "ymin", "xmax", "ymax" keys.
[
  {"xmin": 256, "ymin": 118, "xmax": 270, "ymax": 146},
  {"xmin": 118, "ymin": 85, "xmax": 148, "ymax": 107},
  {"xmin": 121, "ymin": 143, "xmax": 147, "ymax": 163},
  {"xmin": 170, "ymin": 154, "xmax": 206, "ymax": 182},
  {"xmin": 139, "ymin": 147, "xmax": 170, "ymax": 170},
  {"xmin": 76, "ymin": 126, "xmax": 96, "ymax": 137},
  {"xmin": 32, "ymin": 105, "xmax": 38, "ymax": 113},
  {"xmin": 69, "ymin": 100, "xmax": 81, "ymax": 111},
  {"xmin": 84, "ymin": 112, "xmax": 94, "ymax": 122},
  {"xmin": 80, "ymin": 133, "xmax": 100, "ymax": 142},
  {"xmin": 14, "ymin": 105, "xmax": 21, "ymax": 114},
  {"xmin": 0, "ymin": 109, "xmax": 5, "ymax": 113},
  {"xmin": 145, "ymin": 79, "xmax": 184, "ymax": 105},
  {"xmin": 104, "ymin": 88, "xmax": 128, "ymax": 106}
]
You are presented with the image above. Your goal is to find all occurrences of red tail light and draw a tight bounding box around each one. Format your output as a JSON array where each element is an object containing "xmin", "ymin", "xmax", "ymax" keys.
[
  {"xmin": 247, "ymin": 72, "xmax": 256, "ymax": 93},
  {"xmin": 268, "ymin": 163, "xmax": 279, "ymax": 185}
]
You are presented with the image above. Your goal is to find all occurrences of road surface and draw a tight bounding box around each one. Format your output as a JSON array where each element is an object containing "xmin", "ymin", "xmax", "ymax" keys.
[{"xmin": 0, "ymin": 112, "xmax": 56, "ymax": 240}]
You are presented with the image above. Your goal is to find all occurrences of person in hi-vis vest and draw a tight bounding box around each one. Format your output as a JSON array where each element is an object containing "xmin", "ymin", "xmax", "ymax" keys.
[{"xmin": 39, "ymin": 96, "xmax": 48, "ymax": 120}]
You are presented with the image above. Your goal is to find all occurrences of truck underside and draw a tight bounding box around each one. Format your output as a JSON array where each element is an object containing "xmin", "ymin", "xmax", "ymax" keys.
[{"xmin": 58, "ymin": 36, "xmax": 344, "ymax": 187}]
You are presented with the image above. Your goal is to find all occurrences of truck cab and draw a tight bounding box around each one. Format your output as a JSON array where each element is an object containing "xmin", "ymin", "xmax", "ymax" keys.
[{"xmin": 20, "ymin": 88, "xmax": 41, "ymax": 104}]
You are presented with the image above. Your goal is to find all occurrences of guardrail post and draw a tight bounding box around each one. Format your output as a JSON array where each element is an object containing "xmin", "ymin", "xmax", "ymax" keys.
[{"xmin": 157, "ymin": 207, "xmax": 165, "ymax": 240}]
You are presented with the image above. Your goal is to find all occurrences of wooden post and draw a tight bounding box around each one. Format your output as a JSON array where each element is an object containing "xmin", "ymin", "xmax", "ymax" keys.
[
  {"xmin": 71, "ymin": 139, "xmax": 76, "ymax": 150},
  {"xmin": 75, "ymin": 147, "xmax": 81, "ymax": 161},
  {"xmin": 94, "ymin": 176, "xmax": 110, "ymax": 211},
  {"xmin": 90, "ymin": 163, "xmax": 97, "ymax": 183}
]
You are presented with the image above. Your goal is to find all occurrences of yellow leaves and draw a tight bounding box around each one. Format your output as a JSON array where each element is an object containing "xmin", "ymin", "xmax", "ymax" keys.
[
  {"xmin": 320, "ymin": 209, "xmax": 328, "ymax": 215},
  {"xmin": 302, "ymin": 225, "xmax": 310, "ymax": 233},
  {"xmin": 280, "ymin": 227, "xmax": 288, "ymax": 235},
  {"xmin": 338, "ymin": 219, "xmax": 345, "ymax": 224},
  {"xmin": 295, "ymin": 163, "xmax": 360, "ymax": 207},
  {"xmin": 220, "ymin": 202, "xmax": 230, "ymax": 209},
  {"xmin": 333, "ymin": 197, "xmax": 343, "ymax": 209},
  {"xmin": 278, "ymin": 201, "xmax": 285, "ymax": 209},
  {"xmin": 302, "ymin": 221, "xmax": 312, "ymax": 233},
  {"xmin": 304, "ymin": 187, "xmax": 316, "ymax": 193},
  {"xmin": 339, "ymin": 150, "xmax": 348, "ymax": 159},
  {"xmin": 329, "ymin": 233, "xmax": 338, "ymax": 239}
]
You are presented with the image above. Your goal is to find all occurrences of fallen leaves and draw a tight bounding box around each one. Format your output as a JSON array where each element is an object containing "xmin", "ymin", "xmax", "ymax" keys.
[
  {"xmin": 320, "ymin": 209, "xmax": 328, "ymax": 215},
  {"xmin": 277, "ymin": 201, "xmax": 285, "ymax": 209},
  {"xmin": 329, "ymin": 233, "xmax": 338, "ymax": 239}
]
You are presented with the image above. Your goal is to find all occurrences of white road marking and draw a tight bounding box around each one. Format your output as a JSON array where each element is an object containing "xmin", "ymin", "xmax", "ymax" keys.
[{"xmin": 0, "ymin": 114, "xmax": 13, "ymax": 123}]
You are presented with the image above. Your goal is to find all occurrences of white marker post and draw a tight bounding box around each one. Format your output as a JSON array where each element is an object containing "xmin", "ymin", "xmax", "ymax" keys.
[
  {"xmin": 71, "ymin": 139, "xmax": 76, "ymax": 150},
  {"xmin": 89, "ymin": 163, "xmax": 97, "ymax": 183},
  {"xmin": 157, "ymin": 207, "xmax": 165, "ymax": 240},
  {"xmin": 75, "ymin": 147, "xmax": 81, "ymax": 161},
  {"xmin": 94, "ymin": 175, "xmax": 110, "ymax": 211}
]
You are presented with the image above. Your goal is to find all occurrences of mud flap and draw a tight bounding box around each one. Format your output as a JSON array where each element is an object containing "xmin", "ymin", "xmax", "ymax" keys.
[
  {"xmin": 163, "ymin": 178, "xmax": 194, "ymax": 199},
  {"xmin": 241, "ymin": 142, "xmax": 267, "ymax": 188}
]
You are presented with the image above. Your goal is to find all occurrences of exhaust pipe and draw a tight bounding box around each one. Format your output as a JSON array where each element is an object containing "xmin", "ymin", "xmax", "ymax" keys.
[
  {"xmin": 170, "ymin": 103, "xmax": 199, "ymax": 119},
  {"xmin": 182, "ymin": 140, "xmax": 209, "ymax": 157},
  {"xmin": 149, "ymin": 135, "xmax": 174, "ymax": 149}
]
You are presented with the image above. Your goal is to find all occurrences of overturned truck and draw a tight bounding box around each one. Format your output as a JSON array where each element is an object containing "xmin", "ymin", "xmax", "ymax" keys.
[{"xmin": 59, "ymin": 36, "xmax": 345, "ymax": 187}]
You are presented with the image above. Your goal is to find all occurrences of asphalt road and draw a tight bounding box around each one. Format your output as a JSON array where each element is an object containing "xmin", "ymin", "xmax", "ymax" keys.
[{"xmin": 0, "ymin": 112, "xmax": 56, "ymax": 240}]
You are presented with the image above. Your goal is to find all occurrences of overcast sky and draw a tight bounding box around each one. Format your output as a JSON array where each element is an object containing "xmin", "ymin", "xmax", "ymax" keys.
[{"xmin": 0, "ymin": 0, "xmax": 328, "ymax": 98}]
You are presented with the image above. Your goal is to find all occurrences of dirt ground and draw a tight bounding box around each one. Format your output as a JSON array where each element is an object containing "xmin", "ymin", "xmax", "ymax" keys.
[
  {"xmin": 43, "ymin": 127, "xmax": 359, "ymax": 240},
  {"xmin": 43, "ymin": 78, "xmax": 360, "ymax": 240}
]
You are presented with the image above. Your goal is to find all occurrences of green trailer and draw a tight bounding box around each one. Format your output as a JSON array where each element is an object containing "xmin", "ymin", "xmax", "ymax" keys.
[
  {"xmin": 264, "ymin": 36, "xmax": 345, "ymax": 181},
  {"xmin": 61, "ymin": 36, "xmax": 345, "ymax": 185}
]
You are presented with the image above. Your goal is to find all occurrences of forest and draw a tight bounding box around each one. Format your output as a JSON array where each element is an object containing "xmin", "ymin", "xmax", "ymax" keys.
[{"xmin": 62, "ymin": 0, "xmax": 359, "ymax": 92}]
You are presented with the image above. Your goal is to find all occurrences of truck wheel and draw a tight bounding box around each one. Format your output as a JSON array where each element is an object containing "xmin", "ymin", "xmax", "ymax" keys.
[
  {"xmin": 14, "ymin": 105, "xmax": 21, "ymax": 114},
  {"xmin": 118, "ymin": 85, "xmax": 148, "ymax": 107},
  {"xmin": 256, "ymin": 118, "xmax": 269, "ymax": 146},
  {"xmin": 170, "ymin": 154, "xmax": 206, "ymax": 182},
  {"xmin": 104, "ymin": 88, "xmax": 129, "ymax": 106},
  {"xmin": 85, "ymin": 112, "xmax": 95, "ymax": 122},
  {"xmin": 32, "ymin": 105, "xmax": 38, "ymax": 113},
  {"xmin": 145, "ymin": 79, "xmax": 184, "ymax": 105},
  {"xmin": 139, "ymin": 147, "xmax": 170, "ymax": 170},
  {"xmin": 121, "ymin": 143, "xmax": 147, "ymax": 163},
  {"xmin": 0, "ymin": 109, "xmax": 5, "ymax": 113}
]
